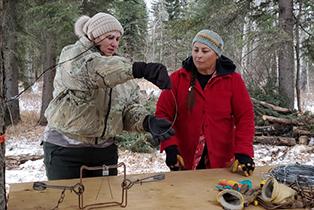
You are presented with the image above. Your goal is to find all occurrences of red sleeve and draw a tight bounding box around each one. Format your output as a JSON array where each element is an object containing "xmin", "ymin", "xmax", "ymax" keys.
[
  {"xmin": 155, "ymin": 72, "xmax": 179, "ymax": 152},
  {"xmin": 231, "ymin": 73, "xmax": 255, "ymax": 157}
]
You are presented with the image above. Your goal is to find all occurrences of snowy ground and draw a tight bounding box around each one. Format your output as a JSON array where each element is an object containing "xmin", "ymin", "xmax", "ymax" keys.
[{"xmin": 5, "ymin": 81, "xmax": 314, "ymax": 184}]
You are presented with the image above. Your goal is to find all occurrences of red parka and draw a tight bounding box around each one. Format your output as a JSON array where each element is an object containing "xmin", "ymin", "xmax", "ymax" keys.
[{"xmin": 156, "ymin": 56, "xmax": 255, "ymax": 170}]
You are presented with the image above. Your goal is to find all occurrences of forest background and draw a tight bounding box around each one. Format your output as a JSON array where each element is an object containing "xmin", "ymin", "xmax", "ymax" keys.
[
  {"xmin": 1, "ymin": 0, "xmax": 314, "ymax": 126},
  {"xmin": 0, "ymin": 2, "xmax": 314, "ymax": 207},
  {"xmin": 0, "ymin": 0, "xmax": 314, "ymax": 184}
]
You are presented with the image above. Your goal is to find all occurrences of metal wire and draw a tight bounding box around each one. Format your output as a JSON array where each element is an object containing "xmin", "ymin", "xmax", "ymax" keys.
[{"xmin": 147, "ymin": 89, "xmax": 177, "ymax": 137}]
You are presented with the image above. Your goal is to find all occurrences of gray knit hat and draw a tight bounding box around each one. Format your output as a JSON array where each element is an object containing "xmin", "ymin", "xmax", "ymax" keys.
[
  {"xmin": 192, "ymin": 29, "xmax": 224, "ymax": 57},
  {"xmin": 74, "ymin": 13, "xmax": 124, "ymax": 39}
]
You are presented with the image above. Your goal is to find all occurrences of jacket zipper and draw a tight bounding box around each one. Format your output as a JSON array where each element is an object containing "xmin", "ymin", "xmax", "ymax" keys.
[{"xmin": 98, "ymin": 88, "xmax": 112, "ymax": 143}]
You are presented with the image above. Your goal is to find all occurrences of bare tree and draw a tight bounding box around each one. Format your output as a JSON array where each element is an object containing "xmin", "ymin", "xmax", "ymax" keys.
[
  {"xmin": 278, "ymin": 0, "xmax": 295, "ymax": 109},
  {"xmin": 0, "ymin": 0, "xmax": 7, "ymax": 208},
  {"xmin": 3, "ymin": 0, "xmax": 20, "ymax": 125}
]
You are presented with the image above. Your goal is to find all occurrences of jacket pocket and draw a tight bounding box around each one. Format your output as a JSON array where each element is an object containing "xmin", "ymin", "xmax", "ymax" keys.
[{"xmin": 45, "ymin": 89, "xmax": 104, "ymax": 137}]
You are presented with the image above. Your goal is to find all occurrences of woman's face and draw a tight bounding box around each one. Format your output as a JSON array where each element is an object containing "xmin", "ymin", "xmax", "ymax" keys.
[
  {"xmin": 94, "ymin": 31, "xmax": 121, "ymax": 56},
  {"xmin": 192, "ymin": 42, "xmax": 218, "ymax": 74}
]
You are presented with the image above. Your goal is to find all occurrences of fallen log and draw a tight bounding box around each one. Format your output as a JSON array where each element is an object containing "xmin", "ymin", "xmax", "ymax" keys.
[
  {"xmin": 255, "ymin": 125, "xmax": 293, "ymax": 136},
  {"xmin": 292, "ymin": 126, "xmax": 313, "ymax": 136},
  {"xmin": 6, "ymin": 154, "xmax": 43, "ymax": 169},
  {"xmin": 262, "ymin": 115, "xmax": 304, "ymax": 126},
  {"xmin": 255, "ymin": 126, "xmax": 276, "ymax": 133},
  {"xmin": 252, "ymin": 98, "xmax": 291, "ymax": 113},
  {"xmin": 254, "ymin": 136, "xmax": 296, "ymax": 146}
]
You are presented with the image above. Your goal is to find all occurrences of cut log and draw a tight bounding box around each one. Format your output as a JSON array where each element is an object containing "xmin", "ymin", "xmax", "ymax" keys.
[
  {"xmin": 262, "ymin": 115, "xmax": 304, "ymax": 126},
  {"xmin": 298, "ymin": 135, "xmax": 309, "ymax": 145},
  {"xmin": 292, "ymin": 126, "xmax": 313, "ymax": 136},
  {"xmin": 254, "ymin": 136, "xmax": 296, "ymax": 146},
  {"xmin": 252, "ymin": 98, "xmax": 291, "ymax": 113},
  {"xmin": 255, "ymin": 125, "xmax": 293, "ymax": 136},
  {"xmin": 255, "ymin": 126, "xmax": 276, "ymax": 133}
]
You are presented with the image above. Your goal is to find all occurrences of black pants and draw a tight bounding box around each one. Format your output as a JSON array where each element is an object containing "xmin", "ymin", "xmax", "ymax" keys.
[{"xmin": 43, "ymin": 142, "xmax": 118, "ymax": 180}]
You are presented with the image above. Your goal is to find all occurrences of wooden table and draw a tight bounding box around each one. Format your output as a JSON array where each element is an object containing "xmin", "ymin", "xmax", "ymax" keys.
[{"xmin": 7, "ymin": 166, "xmax": 292, "ymax": 210}]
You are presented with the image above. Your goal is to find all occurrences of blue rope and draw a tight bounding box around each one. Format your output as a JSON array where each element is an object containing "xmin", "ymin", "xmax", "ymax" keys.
[{"xmin": 269, "ymin": 164, "xmax": 314, "ymax": 187}]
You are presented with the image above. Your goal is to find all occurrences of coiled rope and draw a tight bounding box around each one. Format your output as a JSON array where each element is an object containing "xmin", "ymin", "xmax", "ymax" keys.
[
  {"xmin": 267, "ymin": 163, "xmax": 314, "ymax": 207},
  {"xmin": 268, "ymin": 164, "xmax": 314, "ymax": 187}
]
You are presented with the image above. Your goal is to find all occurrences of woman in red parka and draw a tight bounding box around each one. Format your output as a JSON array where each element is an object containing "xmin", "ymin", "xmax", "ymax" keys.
[{"xmin": 156, "ymin": 29, "xmax": 255, "ymax": 176}]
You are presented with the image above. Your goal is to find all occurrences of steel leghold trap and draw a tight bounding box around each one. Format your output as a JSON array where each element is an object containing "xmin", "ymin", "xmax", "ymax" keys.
[{"xmin": 33, "ymin": 162, "xmax": 165, "ymax": 209}]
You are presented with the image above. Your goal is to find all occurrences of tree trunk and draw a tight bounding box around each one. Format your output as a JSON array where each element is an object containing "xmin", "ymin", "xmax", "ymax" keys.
[
  {"xmin": 38, "ymin": 33, "xmax": 56, "ymax": 125},
  {"xmin": 0, "ymin": 0, "xmax": 7, "ymax": 208},
  {"xmin": 3, "ymin": 0, "xmax": 20, "ymax": 125},
  {"xmin": 278, "ymin": 0, "xmax": 295, "ymax": 109},
  {"xmin": 295, "ymin": 0, "xmax": 302, "ymax": 112}
]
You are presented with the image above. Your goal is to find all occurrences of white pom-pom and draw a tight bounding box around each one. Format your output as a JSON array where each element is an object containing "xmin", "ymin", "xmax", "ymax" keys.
[{"xmin": 74, "ymin": 15, "xmax": 90, "ymax": 38}]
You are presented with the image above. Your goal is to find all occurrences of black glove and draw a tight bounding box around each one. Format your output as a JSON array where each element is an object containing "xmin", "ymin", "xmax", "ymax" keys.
[
  {"xmin": 143, "ymin": 115, "xmax": 175, "ymax": 146},
  {"xmin": 165, "ymin": 145, "xmax": 184, "ymax": 171},
  {"xmin": 234, "ymin": 153, "xmax": 255, "ymax": 176},
  {"xmin": 132, "ymin": 62, "xmax": 171, "ymax": 89}
]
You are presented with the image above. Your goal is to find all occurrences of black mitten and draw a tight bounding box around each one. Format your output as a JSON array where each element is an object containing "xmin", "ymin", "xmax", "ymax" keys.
[
  {"xmin": 132, "ymin": 62, "xmax": 171, "ymax": 89},
  {"xmin": 143, "ymin": 115, "xmax": 175, "ymax": 146},
  {"xmin": 235, "ymin": 153, "xmax": 255, "ymax": 176},
  {"xmin": 165, "ymin": 145, "xmax": 184, "ymax": 171}
]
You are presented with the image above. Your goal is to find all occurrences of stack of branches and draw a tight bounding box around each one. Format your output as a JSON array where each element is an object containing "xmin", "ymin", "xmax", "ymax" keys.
[{"xmin": 252, "ymin": 98, "xmax": 314, "ymax": 146}]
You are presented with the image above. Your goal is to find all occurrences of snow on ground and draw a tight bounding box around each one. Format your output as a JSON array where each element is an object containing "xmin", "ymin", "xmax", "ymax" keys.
[
  {"xmin": 5, "ymin": 137, "xmax": 169, "ymax": 184},
  {"xmin": 5, "ymin": 81, "xmax": 314, "ymax": 184},
  {"xmin": 254, "ymin": 144, "xmax": 314, "ymax": 166},
  {"xmin": 6, "ymin": 136, "xmax": 314, "ymax": 184}
]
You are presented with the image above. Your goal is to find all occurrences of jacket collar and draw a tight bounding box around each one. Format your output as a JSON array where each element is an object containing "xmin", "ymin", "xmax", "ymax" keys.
[
  {"xmin": 181, "ymin": 55, "xmax": 236, "ymax": 76},
  {"xmin": 79, "ymin": 36, "xmax": 94, "ymax": 49}
]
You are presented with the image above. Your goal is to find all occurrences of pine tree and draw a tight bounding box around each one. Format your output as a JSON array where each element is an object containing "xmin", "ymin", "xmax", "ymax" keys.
[
  {"xmin": 17, "ymin": 0, "xmax": 80, "ymax": 125},
  {"xmin": 112, "ymin": 0, "xmax": 149, "ymax": 61},
  {"xmin": 3, "ymin": 0, "xmax": 20, "ymax": 125}
]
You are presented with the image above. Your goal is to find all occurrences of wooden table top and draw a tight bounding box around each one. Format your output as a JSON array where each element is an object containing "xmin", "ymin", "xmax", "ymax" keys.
[{"xmin": 8, "ymin": 166, "xmax": 296, "ymax": 210}]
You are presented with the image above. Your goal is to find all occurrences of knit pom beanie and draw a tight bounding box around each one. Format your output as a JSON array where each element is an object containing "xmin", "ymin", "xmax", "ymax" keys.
[
  {"xmin": 192, "ymin": 29, "xmax": 224, "ymax": 57},
  {"xmin": 74, "ymin": 13, "xmax": 124, "ymax": 39}
]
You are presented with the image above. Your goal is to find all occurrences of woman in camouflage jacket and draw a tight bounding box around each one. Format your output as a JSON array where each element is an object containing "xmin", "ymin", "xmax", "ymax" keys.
[{"xmin": 43, "ymin": 13, "xmax": 174, "ymax": 180}]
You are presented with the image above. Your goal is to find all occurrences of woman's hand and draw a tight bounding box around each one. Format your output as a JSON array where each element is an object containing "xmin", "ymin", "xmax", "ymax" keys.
[
  {"xmin": 230, "ymin": 153, "xmax": 255, "ymax": 176},
  {"xmin": 143, "ymin": 115, "xmax": 175, "ymax": 146},
  {"xmin": 165, "ymin": 145, "xmax": 185, "ymax": 171}
]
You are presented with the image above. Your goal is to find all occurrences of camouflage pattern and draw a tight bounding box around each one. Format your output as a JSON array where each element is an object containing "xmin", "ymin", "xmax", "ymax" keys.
[{"xmin": 45, "ymin": 36, "xmax": 149, "ymax": 144}]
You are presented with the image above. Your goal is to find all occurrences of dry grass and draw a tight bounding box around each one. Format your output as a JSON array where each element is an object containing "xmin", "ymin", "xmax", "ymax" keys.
[
  {"xmin": 6, "ymin": 111, "xmax": 45, "ymax": 140},
  {"xmin": 6, "ymin": 82, "xmax": 44, "ymax": 141}
]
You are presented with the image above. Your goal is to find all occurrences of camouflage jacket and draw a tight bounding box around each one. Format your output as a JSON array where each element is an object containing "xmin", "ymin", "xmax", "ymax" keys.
[{"xmin": 45, "ymin": 36, "xmax": 148, "ymax": 144}]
